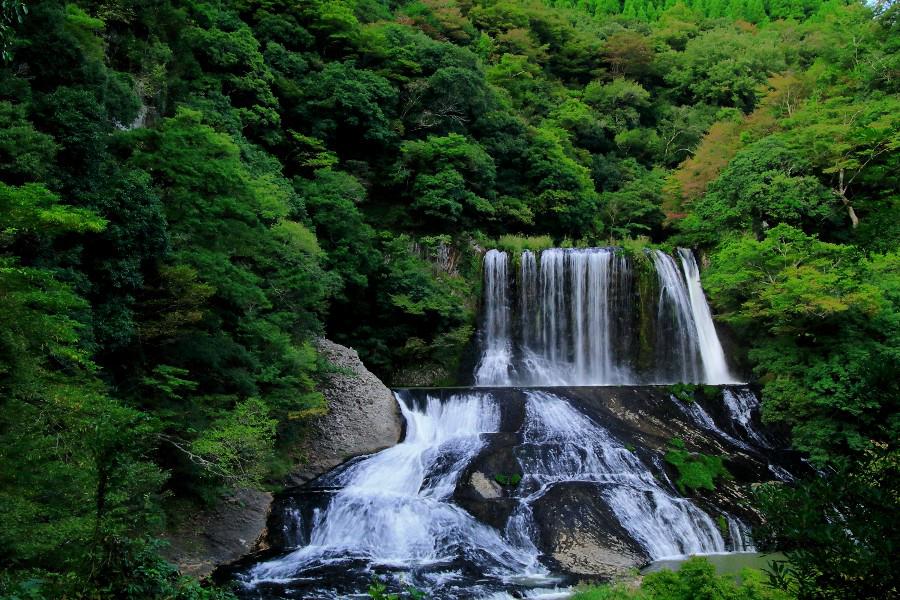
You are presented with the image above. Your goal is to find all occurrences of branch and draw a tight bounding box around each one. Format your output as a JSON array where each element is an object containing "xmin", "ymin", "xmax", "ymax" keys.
[{"xmin": 157, "ymin": 433, "xmax": 241, "ymax": 483}]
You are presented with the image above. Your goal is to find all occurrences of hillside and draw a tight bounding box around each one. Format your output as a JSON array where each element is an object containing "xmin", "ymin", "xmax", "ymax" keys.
[{"xmin": 0, "ymin": 1, "xmax": 897, "ymax": 598}]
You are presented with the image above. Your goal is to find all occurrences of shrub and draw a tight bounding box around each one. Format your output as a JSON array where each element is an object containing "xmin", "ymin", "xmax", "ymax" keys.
[
  {"xmin": 664, "ymin": 438, "xmax": 732, "ymax": 493},
  {"xmin": 571, "ymin": 556, "xmax": 792, "ymax": 600},
  {"xmin": 494, "ymin": 473, "xmax": 522, "ymax": 486},
  {"xmin": 493, "ymin": 234, "xmax": 555, "ymax": 254}
]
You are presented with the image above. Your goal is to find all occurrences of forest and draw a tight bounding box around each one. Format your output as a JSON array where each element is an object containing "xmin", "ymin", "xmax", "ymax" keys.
[{"xmin": 0, "ymin": 0, "xmax": 897, "ymax": 598}]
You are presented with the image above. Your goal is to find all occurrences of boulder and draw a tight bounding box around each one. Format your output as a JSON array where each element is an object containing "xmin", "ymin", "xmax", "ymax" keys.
[
  {"xmin": 162, "ymin": 488, "xmax": 272, "ymax": 579},
  {"xmin": 290, "ymin": 338, "xmax": 402, "ymax": 484},
  {"xmin": 531, "ymin": 482, "xmax": 648, "ymax": 579},
  {"xmin": 454, "ymin": 433, "xmax": 522, "ymax": 529}
]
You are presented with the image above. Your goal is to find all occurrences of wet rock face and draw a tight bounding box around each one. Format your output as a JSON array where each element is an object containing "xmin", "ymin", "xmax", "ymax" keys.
[
  {"xmin": 455, "ymin": 433, "xmax": 522, "ymax": 529},
  {"xmin": 532, "ymin": 483, "xmax": 649, "ymax": 578},
  {"xmin": 290, "ymin": 339, "xmax": 402, "ymax": 484},
  {"xmin": 162, "ymin": 488, "xmax": 273, "ymax": 579}
]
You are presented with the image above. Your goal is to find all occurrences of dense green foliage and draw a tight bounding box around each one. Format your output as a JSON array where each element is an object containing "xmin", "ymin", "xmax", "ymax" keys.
[
  {"xmin": 0, "ymin": 0, "xmax": 896, "ymax": 597},
  {"xmin": 571, "ymin": 556, "xmax": 792, "ymax": 600},
  {"xmin": 754, "ymin": 453, "xmax": 898, "ymax": 599},
  {"xmin": 664, "ymin": 437, "xmax": 732, "ymax": 492}
]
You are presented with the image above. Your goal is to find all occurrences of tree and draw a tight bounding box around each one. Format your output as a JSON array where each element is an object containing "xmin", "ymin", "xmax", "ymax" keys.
[
  {"xmin": 781, "ymin": 95, "xmax": 900, "ymax": 230},
  {"xmin": 0, "ymin": 182, "xmax": 177, "ymax": 597},
  {"xmin": 0, "ymin": 101, "xmax": 57, "ymax": 184},
  {"xmin": 296, "ymin": 168, "xmax": 380, "ymax": 296},
  {"xmin": 664, "ymin": 27, "xmax": 785, "ymax": 111},
  {"xmin": 598, "ymin": 165, "xmax": 666, "ymax": 240},
  {"xmin": 396, "ymin": 133, "xmax": 497, "ymax": 230},
  {"xmin": 678, "ymin": 136, "xmax": 841, "ymax": 245},
  {"xmin": 584, "ymin": 78, "xmax": 651, "ymax": 133},
  {"xmin": 756, "ymin": 450, "xmax": 898, "ymax": 600},
  {"xmin": 704, "ymin": 225, "xmax": 899, "ymax": 465},
  {"xmin": 601, "ymin": 30, "xmax": 655, "ymax": 79}
]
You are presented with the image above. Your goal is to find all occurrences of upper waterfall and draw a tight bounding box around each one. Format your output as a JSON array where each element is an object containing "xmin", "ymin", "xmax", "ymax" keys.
[{"xmin": 474, "ymin": 247, "xmax": 738, "ymax": 386}]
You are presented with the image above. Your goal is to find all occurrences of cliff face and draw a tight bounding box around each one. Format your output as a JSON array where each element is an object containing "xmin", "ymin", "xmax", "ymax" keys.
[
  {"xmin": 162, "ymin": 488, "xmax": 273, "ymax": 579},
  {"xmin": 290, "ymin": 338, "xmax": 403, "ymax": 484}
]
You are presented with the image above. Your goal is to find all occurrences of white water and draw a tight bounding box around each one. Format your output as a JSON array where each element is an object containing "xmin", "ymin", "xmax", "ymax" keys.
[
  {"xmin": 651, "ymin": 250, "xmax": 704, "ymax": 383},
  {"xmin": 475, "ymin": 250, "xmax": 515, "ymax": 386},
  {"xmin": 672, "ymin": 394, "xmax": 755, "ymax": 453},
  {"xmin": 725, "ymin": 514, "xmax": 756, "ymax": 552},
  {"xmin": 245, "ymin": 392, "xmax": 547, "ymax": 585},
  {"xmin": 476, "ymin": 247, "xmax": 737, "ymax": 386},
  {"xmin": 678, "ymin": 249, "xmax": 739, "ymax": 384},
  {"xmin": 722, "ymin": 388, "xmax": 770, "ymax": 447},
  {"xmin": 516, "ymin": 391, "xmax": 726, "ymax": 559}
]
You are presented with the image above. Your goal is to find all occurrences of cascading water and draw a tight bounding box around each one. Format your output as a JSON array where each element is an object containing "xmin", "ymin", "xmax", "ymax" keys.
[
  {"xmin": 475, "ymin": 250, "xmax": 514, "ymax": 386},
  {"xmin": 672, "ymin": 392, "xmax": 755, "ymax": 453},
  {"xmin": 516, "ymin": 391, "xmax": 726, "ymax": 559},
  {"xmin": 242, "ymin": 392, "xmax": 550, "ymax": 597},
  {"xmin": 677, "ymin": 249, "xmax": 738, "ymax": 384},
  {"xmin": 651, "ymin": 250, "xmax": 703, "ymax": 383},
  {"xmin": 722, "ymin": 388, "xmax": 770, "ymax": 448},
  {"xmin": 233, "ymin": 247, "xmax": 790, "ymax": 600},
  {"xmin": 475, "ymin": 247, "xmax": 739, "ymax": 386}
]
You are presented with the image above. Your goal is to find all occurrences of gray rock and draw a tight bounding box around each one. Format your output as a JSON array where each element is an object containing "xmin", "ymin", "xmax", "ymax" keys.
[
  {"xmin": 470, "ymin": 472, "xmax": 503, "ymax": 499},
  {"xmin": 162, "ymin": 488, "xmax": 272, "ymax": 579},
  {"xmin": 290, "ymin": 338, "xmax": 402, "ymax": 484},
  {"xmin": 532, "ymin": 483, "xmax": 649, "ymax": 578}
]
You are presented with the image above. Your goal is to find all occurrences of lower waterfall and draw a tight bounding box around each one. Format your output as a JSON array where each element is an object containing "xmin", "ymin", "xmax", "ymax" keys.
[{"xmin": 231, "ymin": 387, "xmax": 782, "ymax": 599}]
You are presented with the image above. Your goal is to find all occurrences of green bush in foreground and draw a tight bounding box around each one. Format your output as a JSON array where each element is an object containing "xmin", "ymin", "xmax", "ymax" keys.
[{"xmin": 571, "ymin": 556, "xmax": 792, "ymax": 600}]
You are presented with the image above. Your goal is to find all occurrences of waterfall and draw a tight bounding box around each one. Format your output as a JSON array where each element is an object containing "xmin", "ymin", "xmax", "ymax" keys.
[
  {"xmin": 476, "ymin": 247, "xmax": 737, "ymax": 386},
  {"xmin": 244, "ymin": 392, "xmax": 546, "ymax": 587},
  {"xmin": 725, "ymin": 514, "xmax": 755, "ymax": 552},
  {"xmin": 475, "ymin": 250, "xmax": 514, "ymax": 385},
  {"xmin": 520, "ymin": 250, "xmax": 538, "ymax": 353},
  {"xmin": 651, "ymin": 250, "xmax": 703, "ymax": 383},
  {"xmin": 678, "ymin": 249, "xmax": 738, "ymax": 384},
  {"xmin": 235, "ymin": 248, "xmax": 779, "ymax": 599},
  {"xmin": 517, "ymin": 391, "xmax": 726, "ymax": 559}
]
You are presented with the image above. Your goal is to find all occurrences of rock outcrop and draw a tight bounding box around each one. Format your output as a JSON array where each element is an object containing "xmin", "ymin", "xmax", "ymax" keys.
[
  {"xmin": 532, "ymin": 483, "xmax": 648, "ymax": 578},
  {"xmin": 162, "ymin": 488, "xmax": 273, "ymax": 579},
  {"xmin": 290, "ymin": 338, "xmax": 402, "ymax": 484},
  {"xmin": 166, "ymin": 339, "xmax": 402, "ymax": 578}
]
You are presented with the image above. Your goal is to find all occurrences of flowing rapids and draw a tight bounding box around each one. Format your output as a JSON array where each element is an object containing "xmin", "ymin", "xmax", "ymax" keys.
[
  {"xmin": 239, "ymin": 392, "xmax": 554, "ymax": 598},
  {"xmin": 514, "ymin": 391, "xmax": 726, "ymax": 559},
  {"xmin": 231, "ymin": 247, "xmax": 789, "ymax": 599},
  {"xmin": 233, "ymin": 387, "xmax": 777, "ymax": 599},
  {"xmin": 474, "ymin": 247, "xmax": 739, "ymax": 386}
]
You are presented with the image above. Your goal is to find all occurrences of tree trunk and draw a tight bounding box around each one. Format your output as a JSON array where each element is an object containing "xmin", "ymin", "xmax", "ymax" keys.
[{"xmin": 836, "ymin": 168, "xmax": 859, "ymax": 229}]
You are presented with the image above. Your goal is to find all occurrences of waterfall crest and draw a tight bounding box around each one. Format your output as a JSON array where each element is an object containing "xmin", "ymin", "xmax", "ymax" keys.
[{"xmin": 475, "ymin": 247, "xmax": 738, "ymax": 386}]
